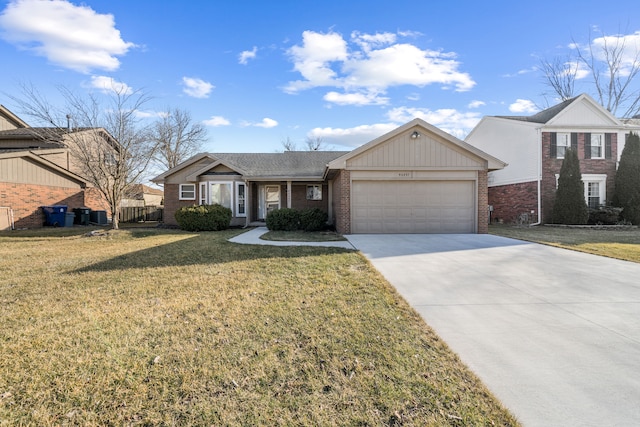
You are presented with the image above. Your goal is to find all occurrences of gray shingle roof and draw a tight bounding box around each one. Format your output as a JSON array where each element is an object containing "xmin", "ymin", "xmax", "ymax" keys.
[
  {"xmin": 211, "ymin": 151, "xmax": 349, "ymax": 178},
  {"xmin": 495, "ymin": 96, "xmax": 579, "ymax": 124}
]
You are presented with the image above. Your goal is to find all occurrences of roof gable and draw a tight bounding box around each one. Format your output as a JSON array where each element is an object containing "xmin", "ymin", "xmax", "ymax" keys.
[
  {"xmin": 0, "ymin": 104, "xmax": 29, "ymax": 130},
  {"xmin": 328, "ymin": 119, "xmax": 506, "ymax": 171}
]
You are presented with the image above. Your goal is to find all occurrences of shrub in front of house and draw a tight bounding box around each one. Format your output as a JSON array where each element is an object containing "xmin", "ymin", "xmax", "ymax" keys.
[
  {"xmin": 612, "ymin": 132, "xmax": 640, "ymax": 225},
  {"xmin": 175, "ymin": 204, "xmax": 232, "ymax": 231},
  {"xmin": 588, "ymin": 206, "xmax": 623, "ymax": 225},
  {"xmin": 299, "ymin": 208, "xmax": 328, "ymax": 231},
  {"xmin": 266, "ymin": 208, "xmax": 300, "ymax": 231},
  {"xmin": 552, "ymin": 148, "xmax": 589, "ymax": 224}
]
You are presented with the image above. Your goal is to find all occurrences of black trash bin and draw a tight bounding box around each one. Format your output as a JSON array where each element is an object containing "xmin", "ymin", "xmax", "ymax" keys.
[
  {"xmin": 73, "ymin": 207, "xmax": 91, "ymax": 225},
  {"xmin": 41, "ymin": 205, "xmax": 67, "ymax": 227}
]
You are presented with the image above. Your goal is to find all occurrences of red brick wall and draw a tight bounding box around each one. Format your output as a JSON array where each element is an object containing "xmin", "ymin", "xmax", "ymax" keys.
[
  {"xmin": 0, "ymin": 182, "xmax": 84, "ymax": 228},
  {"xmin": 290, "ymin": 184, "xmax": 329, "ymax": 212},
  {"xmin": 488, "ymin": 181, "xmax": 539, "ymax": 224},
  {"xmin": 163, "ymin": 183, "xmax": 198, "ymax": 226},
  {"xmin": 541, "ymin": 132, "xmax": 617, "ymax": 222},
  {"xmin": 331, "ymin": 170, "xmax": 351, "ymax": 234},
  {"xmin": 477, "ymin": 170, "xmax": 489, "ymax": 233}
]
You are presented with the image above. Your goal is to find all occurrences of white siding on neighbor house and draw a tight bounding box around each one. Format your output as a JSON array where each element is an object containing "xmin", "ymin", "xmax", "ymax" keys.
[
  {"xmin": 466, "ymin": 117, "xmax": 538, "ymax": 187},
  {"xmin": 548, "ymin": 101, "xmax": 619, "ymax": 128},
  {"xmin": 347, "ymin": 131, "xmax": 483, "ymax": 170}
]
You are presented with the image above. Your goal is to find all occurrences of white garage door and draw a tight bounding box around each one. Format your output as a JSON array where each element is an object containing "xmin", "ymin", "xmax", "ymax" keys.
[{"xmin": 352, "ymin": 180, "xmax": 476, "ymax": 234}]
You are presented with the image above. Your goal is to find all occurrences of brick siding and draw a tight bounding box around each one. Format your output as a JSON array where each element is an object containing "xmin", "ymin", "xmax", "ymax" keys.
[
  {"xmin": 0, "ymin": 182, "xmax": 84, "ymax": 228},
  {"xmin": 488, "ymin": 181, "xmax": 539, "ymax": 224},
  {"xmin": 477, "ymin": 170, "xmax": 489, "ymax": 233},
  {"xmin": 331, "ymin": 170, "xmax": 351, "ymax": 234},
  {"xmin": 541, "ymin": 132, "xmax": 617, "ymax": 222}
]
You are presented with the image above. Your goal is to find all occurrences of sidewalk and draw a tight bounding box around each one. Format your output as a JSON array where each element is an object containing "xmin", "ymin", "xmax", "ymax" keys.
[{"xmin": 228, "ymin": 227, "xmax": 356, "ymax": 249}]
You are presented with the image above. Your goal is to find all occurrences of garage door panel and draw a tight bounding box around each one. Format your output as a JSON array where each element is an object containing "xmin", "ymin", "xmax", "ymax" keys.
[{"xmin": 352, "ymin": 181, "xmax": 475, "ymax": 234}]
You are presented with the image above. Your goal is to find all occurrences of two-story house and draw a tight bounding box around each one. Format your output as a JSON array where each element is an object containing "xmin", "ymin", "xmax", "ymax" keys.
[{"xmin": 465, "ymin": 93, "xmax": 640, "ymax": 224}]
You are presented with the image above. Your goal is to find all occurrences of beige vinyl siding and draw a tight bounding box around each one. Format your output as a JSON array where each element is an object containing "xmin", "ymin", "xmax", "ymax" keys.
[
  {"xmin": 164, "ymin": 159, "xmax": 215, "ymax": 184},
  {"xmin": 347, "ymin": 132, "xmax": 482, "ymax": 170},
  {"xmin": 0, "ymin": 157, "xmax": 82, "ymax": 188}
]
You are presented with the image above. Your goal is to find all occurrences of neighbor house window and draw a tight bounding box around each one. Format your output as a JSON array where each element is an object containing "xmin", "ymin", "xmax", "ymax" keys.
[
  {"xmin": 556, "ymin": 133, "xmax": 570, "ymax": 159},
  {"xmin": 587, "ymin": 182, "xmax": 600, "ymax": 209},
  {"xmin": 307, "ymin": 185, "xmax": 322, "ymax": 200},
  {"xmin": 590, "ymin": 134, "xmax": 604, "ymax": 159},
  {"xmin": 235, "ymin": 182, "xmax": 246, "ymax": 217},
  {"xmin": 210, "ymin": 183, "xmax": 232, "ymax": 209},
  {"xmin": 179, "ymin": 184, "xmax": 196, "ymax": 200}
]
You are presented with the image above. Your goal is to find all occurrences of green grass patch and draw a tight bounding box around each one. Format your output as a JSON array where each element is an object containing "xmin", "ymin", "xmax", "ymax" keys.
[
  {"xmin": 0, "ymin": 228, "xmax": 518, "ymax": 426},
  {"xmin": 260, "ymin": 229, "xmax": 347, "ymax": 242},
  {"xmin": 490, "ymin": 224, "xmax": 640, "ymax": 263}
]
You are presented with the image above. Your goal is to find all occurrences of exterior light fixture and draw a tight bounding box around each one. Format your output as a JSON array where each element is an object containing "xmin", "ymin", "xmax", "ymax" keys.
[{"xmin": 410, "ymin": 131, "xmax": 420, "ymax": 139}]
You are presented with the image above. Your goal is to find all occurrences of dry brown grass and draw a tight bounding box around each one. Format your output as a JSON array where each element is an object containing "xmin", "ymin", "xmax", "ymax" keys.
[
  {"xmin": 0, "ymin": 227, "xmax": 518, "ymax": 426},
  {"xmin": 490, "ymin": 224, "xmax": 640, "ymax": 263}
]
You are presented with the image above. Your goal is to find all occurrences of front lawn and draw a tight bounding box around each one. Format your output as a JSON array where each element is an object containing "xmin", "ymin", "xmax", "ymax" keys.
[
  {"xmin": 260, "ymin": 229, "xmax": 347, "ymax": 242},
  {"xmin": 490, "ymin": 224, "xmax": 640, "ymax": 263},
  {"xmin": 0, "ymin": 227, "xmax": 518, "ymax": 426}
]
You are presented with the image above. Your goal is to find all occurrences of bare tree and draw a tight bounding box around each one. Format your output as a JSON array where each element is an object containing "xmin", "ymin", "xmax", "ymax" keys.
[
  {"xmin": 541, "ymin": 27, "xmax": 640, "ymax": 117},
  {"xmin": 539, "ymin": 55, "xmax": 578, "ymax": 101},
  {"xmin": 9, "ymin": 82, "xmax": 157, "ymax": 230},
  {"xmin": 281, "ymin": 136, "xmax": 297, "ymax": 151},
  {"xmin": 151, "ymin": 107, "xmax": 207, "ymax": 170},
  {"xmin": 304, "ymin": 136, "xmax": 326, "ymax": 151}
]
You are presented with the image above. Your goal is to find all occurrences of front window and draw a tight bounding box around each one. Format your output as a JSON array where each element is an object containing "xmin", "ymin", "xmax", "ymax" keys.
[
  {"xmin": 590, "ymin": 134, "xmax": 604, "ymax": 159},
  {"xmin": 557, "ymin": 133, "xmax": 570, "ymax": 159},
  {"xmin": 199, "ymin": 182, "xmax": 207, "ymax": 205},
  {"xmin": 179, "ymin": 184, "xmax": 196, "ymax": 200},
  {"xmin": 306, "ymin": 185, "xmax": 322, "ymax": 200},
  {"xmin": 587, "ymin": 182, "xmax": 600, "ymax": 209},
  {"xmin": 210, "ymin": 183, "xmax": 232, "ymax": 209}
]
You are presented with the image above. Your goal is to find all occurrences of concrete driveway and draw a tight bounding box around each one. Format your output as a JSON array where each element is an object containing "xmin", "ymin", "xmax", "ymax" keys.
[{"xmin": 346, "ymin": 233, "xmax": 640, "ymax": 427}]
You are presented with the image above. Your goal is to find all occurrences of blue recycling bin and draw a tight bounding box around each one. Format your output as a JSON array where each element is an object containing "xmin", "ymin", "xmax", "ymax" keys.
[{"xmin": 41, "ymin": 205, "xmax": 68, "ymax": 227}]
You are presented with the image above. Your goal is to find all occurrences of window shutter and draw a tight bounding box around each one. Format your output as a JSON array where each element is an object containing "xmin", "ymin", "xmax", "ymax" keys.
[
  {"xmin": 571, "ymin": 133, "xmax": 578, "ymax": 151},
  {"xmin": 584, "ymin": 133, "xmax": 591, "ymax": 159},
  {"xmin": 550, "ymin": 133, "xmax": 557, "ymax": 158},
  {"xmin": 605, "ymin": 133, "xmax": 612, "ymax": 159}
]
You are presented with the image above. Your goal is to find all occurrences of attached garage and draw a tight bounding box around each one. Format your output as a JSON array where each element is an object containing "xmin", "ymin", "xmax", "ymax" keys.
[
  {"xmin": 327, "ymin": 119, "xmax": 506, "ymax": 234},
  {"xmin": 351, "ymin": 180, "xmax": 475, "ymax": 233}
]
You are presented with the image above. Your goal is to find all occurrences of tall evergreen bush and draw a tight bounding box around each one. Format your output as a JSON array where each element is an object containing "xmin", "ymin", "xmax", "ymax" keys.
[
  {"xmin": 612, "ymin": 132, "xmax": 640, "ymax": 224},
  {"xmin": 551, "ymin": 148, "xmax": 589, "ymax": 224}
]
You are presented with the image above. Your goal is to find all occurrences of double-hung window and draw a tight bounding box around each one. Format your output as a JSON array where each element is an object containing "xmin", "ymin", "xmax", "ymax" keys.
[
  {"xmin": 590, "ymin": 134, "xmax": 604, "ymax": 159},
  {"xmin": 235, "ymin": 182, "xmax": 246, "ymax": 217},
  {"xmin": 556, "ymin": 133, "xmax": 571, "ymax": 159},
  {"xmin": 179, "ymin": 184, "xmax": 196, "ymax": 200},
  {"xmin": 587, "ymin": 182, "xmax": 600, "ymax": 209}
]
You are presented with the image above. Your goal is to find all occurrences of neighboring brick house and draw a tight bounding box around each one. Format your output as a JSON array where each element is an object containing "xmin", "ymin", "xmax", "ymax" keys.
[
  {"xmin": 466, "ymin": 94, "xmax": 640, "ymax": 224},
  {"xmin": 0, "ymin": 104, "xmax": 114, "ymax": 228},
  {"xmin": 153, "ymin": 119, "xmax": 505, "ymax": 234}
]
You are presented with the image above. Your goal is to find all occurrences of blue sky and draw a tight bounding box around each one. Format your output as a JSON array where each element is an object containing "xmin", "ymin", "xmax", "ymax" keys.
[{"xmin": 1, "ymin": 0, "xmax": 639, "ymax": 153}]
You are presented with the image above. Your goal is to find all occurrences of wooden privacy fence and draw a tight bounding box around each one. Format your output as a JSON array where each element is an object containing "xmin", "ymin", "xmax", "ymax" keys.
[{"xmin": 120, "ymin": 206, "xmax": 164, "ymax": 223}]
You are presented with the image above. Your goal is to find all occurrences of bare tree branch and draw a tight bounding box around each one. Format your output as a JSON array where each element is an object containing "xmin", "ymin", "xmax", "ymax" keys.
[{"xmin": 151, "ymin": 107, "xmax": 207, "ymax": 169}]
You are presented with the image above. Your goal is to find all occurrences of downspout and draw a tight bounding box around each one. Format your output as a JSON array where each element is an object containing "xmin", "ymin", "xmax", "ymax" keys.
[{"xmin": 531, "ymin": 128, "xmax": 542, "ymax": 226}]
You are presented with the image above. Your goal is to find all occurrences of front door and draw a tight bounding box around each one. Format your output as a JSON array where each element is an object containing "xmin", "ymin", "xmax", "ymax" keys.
[{"xmin": 258, "ymin": 185, "xmax": 280, "ymax": 220}]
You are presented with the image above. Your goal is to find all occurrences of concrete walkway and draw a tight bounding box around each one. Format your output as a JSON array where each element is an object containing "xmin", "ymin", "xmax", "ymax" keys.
[
  {"xmin": 228, "ymin": 227, "xmax": 356, "ymax": 249},
  {"xmin": 345, "ymin": 234, "xmax": 640, "ymax": 427}
]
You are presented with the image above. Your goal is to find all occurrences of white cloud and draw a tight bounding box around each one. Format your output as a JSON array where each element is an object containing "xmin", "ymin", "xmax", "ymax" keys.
[
  {"xmin": 308, "ymin": 123, "xmax": 397, "ymax": 148},
  {"xmin": 203, "ymin": 116, "xmax": 230, "ymax": 127},
  {"xmin": 386, "ymin": 106, "xmax": 482, "ymax": 139},
  {"xmin": 0, "ymin": 0, "xmax": 134, "ymax": 73},
  {"xmin": 88, "ymin": 75, "xmax": 133, "ymax": 95},
  {"xmin": 284, "ymin": 30, "xmax": 475, "ymax": 104},
  {"xmin": 323, "ymin": 91, "xmax": 389, "ymax": 106},
  {"xmin": 468, "ymin": 100, "xmax": 486, "ymax": 108},
  {"xmin": 182, "ymin": 77, "xmax": 214, "ymax": 98},
  {"xmin": 239, "ymin": 46, "xmax": 257, "ymax": 65},
  {"xmin": 509, "ymin": 99, "xmax": 538, "ymax": 113},
  {"xmin": 241, "ymin": 118, "xmax": 278, "ymax": 128}
]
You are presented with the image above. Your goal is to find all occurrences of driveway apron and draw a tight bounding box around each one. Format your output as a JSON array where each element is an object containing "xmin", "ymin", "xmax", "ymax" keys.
[{"xmin": 346, "ymin": 234, "xmax": 640, "ymax": 427}]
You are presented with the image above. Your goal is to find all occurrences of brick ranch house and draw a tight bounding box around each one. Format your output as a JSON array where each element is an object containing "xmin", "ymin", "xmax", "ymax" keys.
[
  {"xmin": 153, "ymin": 119, "xmax": 506, "ymax": 234},
  {"xmin": 465, "ymin": 94, "xmax": 640, "ymax": 224},
  {"xmin": 0, "ymin": 104, "xmax": 114, "ymax": 229}
]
